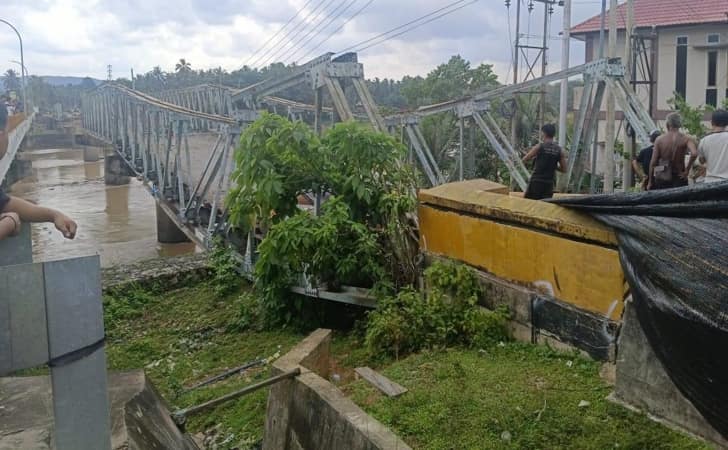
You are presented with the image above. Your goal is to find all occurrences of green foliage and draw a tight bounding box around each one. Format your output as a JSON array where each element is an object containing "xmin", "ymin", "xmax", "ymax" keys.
[
  {"xmin": 349, "ymin": 344, "xmax": 709, "ymax": 450},
  {"xmin": 255, "ymin": 198, "xmax": 384, "ymax": 327},
  {"xmin": 226, "ymin": 115, "xmax": 419, "ymax": 326},
  {"xmin": 209, "ymin": 240, "xmax": 243, "ymax": 297},
  {"xmin": 365, "ymin": 262, "xmax": 510, "ymax": 358},
  {"xmin": 227, "ymin": 113, "xmax": 323, "ymax": 231},
  {"xmin": 668, "ymin": 95, "xmax": 709, "ymax": 138},
  {"xmin": 104, "ymin": 284, "xmax": 156, "ymax": 325}
]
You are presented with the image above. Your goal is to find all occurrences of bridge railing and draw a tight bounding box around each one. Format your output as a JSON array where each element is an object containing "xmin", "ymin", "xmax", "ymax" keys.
[{"xmin": 1, "ymin": 112, "xmax": 34, "ymax": 183}]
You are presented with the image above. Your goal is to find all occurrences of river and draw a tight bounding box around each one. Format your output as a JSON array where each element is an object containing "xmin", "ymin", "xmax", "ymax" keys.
[{"xmin": 10, "ymin": 147, "xmax": 198, "ymax": 267}]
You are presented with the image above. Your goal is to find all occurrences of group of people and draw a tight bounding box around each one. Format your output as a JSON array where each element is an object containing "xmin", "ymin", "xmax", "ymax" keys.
[
  {"xmin": 0, "ymin": 96, "xmax": 76, "ymax": 242},
  {"xmin": 523, "ymin": 109, "xmax": 728, "ymax": 200},
  {"xmin": 633, "ymin": 110, "xmax": 728, "ymax": 190}
]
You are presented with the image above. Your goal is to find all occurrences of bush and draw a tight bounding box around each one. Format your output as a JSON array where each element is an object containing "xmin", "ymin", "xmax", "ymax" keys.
[
  {"xmin": 208, "ymin": 239, "xmax": 243, "ymax": 297},
  {"xmin": 365, "ymin": 261, "xmax": 510, "ymax": 358}
]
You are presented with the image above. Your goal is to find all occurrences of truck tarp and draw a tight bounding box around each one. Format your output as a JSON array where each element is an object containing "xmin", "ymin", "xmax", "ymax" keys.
[{"xmin": 551, "ymin": 181, "xmax": 728, "ymax": 439}]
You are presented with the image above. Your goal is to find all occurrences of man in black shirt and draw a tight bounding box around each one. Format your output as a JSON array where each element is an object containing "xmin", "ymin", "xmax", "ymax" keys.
[
  {"xmin": 631, "ymin": 130, "xmax": 661, "ymax": 190},
  {"xmin": 0, "ymin": 105, "xmax": 77, "ymax": 241},
  {"xmin": 522, "ymin": 124, "xmax": 567, "ymax": 200}
]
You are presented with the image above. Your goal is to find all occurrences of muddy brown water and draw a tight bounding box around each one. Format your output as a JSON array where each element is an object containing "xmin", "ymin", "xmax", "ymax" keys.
[{"xmin": 10, "ymin": 147, "xmax": 198, "ymax": 267}]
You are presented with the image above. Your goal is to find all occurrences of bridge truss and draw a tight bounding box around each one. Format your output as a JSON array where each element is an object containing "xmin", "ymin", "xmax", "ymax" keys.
[{"xmin": 386, "ymin": 57, "xmax": 658, "ymax": 191}]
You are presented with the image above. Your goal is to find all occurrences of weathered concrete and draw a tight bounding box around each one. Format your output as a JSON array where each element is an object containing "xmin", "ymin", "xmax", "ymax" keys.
[
  {"xmin": 0, "ymin": 371, "xmax": 198, "ymax": 450},
  {"xmin": 83, "ymin": 146, "xmax": 101, "ymax": 162},
  {"xmin": 101, "ymin": 253, "xmax": 209, "ymax": 291},
  {"xmin": 264, "ymin": 329, "xmax": 411, "ymax": 450},
  {"xmin": 156, "ymin": 203, "xmax": 191, "ymax": 244},
  {"xmin": 22, "ymin": 132, "xmax": 76, "ymax": 150},
  {"xmin": 105, "ymin": 152, "xmax": 131, "ymax": 186},
  {"xmin": 611, "ymin": 302, "xmax": 728, "ymax": 448}
]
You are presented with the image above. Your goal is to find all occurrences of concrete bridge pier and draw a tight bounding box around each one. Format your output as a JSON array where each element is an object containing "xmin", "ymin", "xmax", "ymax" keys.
[
  {"xmin": 83, "ymin": 146, "xmax": 101, "ymax": 162},
  {"xmin": 104, "ymin": 150, "xmax": 131, "ymax": 186},
  {"xmin": 156, "ymin": 203, "xmax": 191, "ymax": 244}
]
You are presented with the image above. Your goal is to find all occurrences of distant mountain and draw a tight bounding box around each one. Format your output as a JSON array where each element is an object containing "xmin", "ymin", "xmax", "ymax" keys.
[{"xmin": 40, "ymin": 76, "xmax": 103, "ymax": 87}]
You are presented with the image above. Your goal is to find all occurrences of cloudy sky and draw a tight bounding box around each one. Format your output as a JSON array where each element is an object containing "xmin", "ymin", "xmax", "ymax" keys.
[{"xmin": 0, "ymin": 0, "xmax": 607, "ymax": 83}]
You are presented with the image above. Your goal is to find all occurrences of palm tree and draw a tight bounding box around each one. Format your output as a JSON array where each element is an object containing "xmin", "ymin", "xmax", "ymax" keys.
[
  {"xmin": 3, "ymin": 69, "xmax": 20, "ymax": 93},
  {"xmin": 175, "ymin": 59, "xmax": 191, "ymax": 74}
]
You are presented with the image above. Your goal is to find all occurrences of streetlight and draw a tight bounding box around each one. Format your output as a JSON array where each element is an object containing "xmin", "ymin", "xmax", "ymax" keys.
[
  {"xmin": 9, "ymin": 60, "xmax": 32, "ymax": 111},
  {"xmin": 0, "ymin": 19, "xmax": 27, "ymax": 114}
]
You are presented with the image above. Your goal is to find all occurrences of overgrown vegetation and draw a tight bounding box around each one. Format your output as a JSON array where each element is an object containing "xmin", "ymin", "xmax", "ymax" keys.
[
  {"xmin": 365, "ymin": 261, "xmax": 510, "ymax": 358},
  {"xmin": 226, "ymin": 114, "xmax": 418, "ymax": 327},
  {"xmin": 104, "ymin": 282, "xmax": 302, "ymax": 449},
  {"xmin": 348, "ymin": 344, "xmax": 711, "ymax": 450}
]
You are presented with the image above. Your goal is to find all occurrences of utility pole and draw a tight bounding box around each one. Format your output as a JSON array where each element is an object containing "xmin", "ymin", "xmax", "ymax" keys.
[
  {"xmin": 510, "ymin": 0, "xmax": 522, "ymax": 153},
  {"xmin": 107, "ymin": 65, "xmax": 113, "ymax": 81},
  {"xmin": 604, "ymin": 0, "xmax": 617, "ymax": 193},
  {"xmin": 131, "ymin": 68, "xmax": 135, "ymax": 90},
  {"xmin": 591, "ymin": 0, "xmax": 607, "ymax": 193},
  {"xmin": 0, "ymin": 19, "xmax": 27, "ymax": 113},
  {"xmin": 622, "ymin": 0, "xmax": 634, "ymax": 190},
  {"xmin": 558, "ymin": 0, "xmax": 571, "ymax": 147}
]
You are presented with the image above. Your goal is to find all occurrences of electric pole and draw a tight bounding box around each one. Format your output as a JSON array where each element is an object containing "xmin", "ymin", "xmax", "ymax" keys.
[
  {"xmin": 558, "ymin": 0, "xmax": 571, "ymax": 148},
  {"xmin": 604, "ymin": 0, "xmax": 617, "ymax": 193}
]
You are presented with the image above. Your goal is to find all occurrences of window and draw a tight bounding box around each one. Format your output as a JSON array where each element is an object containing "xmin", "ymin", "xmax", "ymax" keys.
[
  {"xmin": 706, "ymin": 89, "xmax": 718, "ymax": 107},
  {"xmin": 708, "ymin": 51, "xmax": 718, "ymax": 87},
  {"xmin": 708, "ymin": 34, "xmax": 720, "ymax": 44},
  {"xmin": 675, "ymin": 37, "xmax": 688, "ymax": 98}
]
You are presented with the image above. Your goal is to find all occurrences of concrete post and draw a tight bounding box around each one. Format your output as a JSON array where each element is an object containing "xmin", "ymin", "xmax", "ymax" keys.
[
  {"xmin": 104, "ymin": 150, "xmax": 130, "ymax": 186},
  {"xmin": 604, "ymin": 0, "xmax": 618, "ymax": 193},
  {"xmin": 156, "ymin": 203, "xmax": 190, "ymax": 244}
]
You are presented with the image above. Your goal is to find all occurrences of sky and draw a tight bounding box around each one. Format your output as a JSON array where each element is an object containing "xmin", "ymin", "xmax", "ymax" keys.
[{"xmin": 0, "ymin": 0, "xmax": 607, "ymax": 83}]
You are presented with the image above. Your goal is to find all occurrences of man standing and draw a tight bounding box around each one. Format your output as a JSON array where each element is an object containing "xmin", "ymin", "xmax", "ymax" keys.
[
  {"xmin": 632, "ymin": 130, "xmax": 661, "ymax": 190},
  {"xmin": 698, "ymin": 110, "xmax": 728, "ymax": 184},
  {"xmin": 0, "ymin": 102, "xmax": 77, "ymax": 241},
  {"xmin": 648, "ymin": 113, "xmax": 698, "ymax": 190},
  {"xmin": 522, "ymin": 124, "xmax": 567, "ymax": 200}
]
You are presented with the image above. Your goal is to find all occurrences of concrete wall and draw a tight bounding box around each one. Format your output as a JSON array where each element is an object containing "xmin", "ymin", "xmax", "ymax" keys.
[
  {"xmin": 418, "ymin": 181, "xmax": 625, "ymax": 318},
  {"xmin": 264, "ymin": 329, "xmax": 411, "ymax": 450},
  {"xmin": 611, "ymin": 302, "xmax": 728, "ymax": 449}
]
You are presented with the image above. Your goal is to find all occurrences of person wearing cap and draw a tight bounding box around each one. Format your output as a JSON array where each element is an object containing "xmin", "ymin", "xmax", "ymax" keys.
[{"xmin": 632, "ymin": 130, "xmax": 660, "ymax": 190}]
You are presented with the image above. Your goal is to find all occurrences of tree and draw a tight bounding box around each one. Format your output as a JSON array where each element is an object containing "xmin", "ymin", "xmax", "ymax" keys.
[
  {"xmin": 3, "ymin": 69, "xmax": 20, "ymax": 93},
  {"xmin": 175, "ymin": 58, "xmax": 192, "ymax": 74}
]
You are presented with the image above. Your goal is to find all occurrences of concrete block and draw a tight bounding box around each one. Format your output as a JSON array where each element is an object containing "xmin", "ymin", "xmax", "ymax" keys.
[
  {"xmin": 0, "ymin": 371, "xmax": 198, "ymax": 450},
  {"xmin": 265, "ymin": 329, "xmax": 410, "ymax": 450},
  {"xmin": 612, "ymin": 302, "xmax": 728, "ymax": 448}
]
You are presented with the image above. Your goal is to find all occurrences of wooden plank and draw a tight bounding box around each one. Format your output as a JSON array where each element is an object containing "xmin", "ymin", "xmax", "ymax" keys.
[{"xmin": 355, "ymin": 367, "xmax": 408, "ymax": 397}]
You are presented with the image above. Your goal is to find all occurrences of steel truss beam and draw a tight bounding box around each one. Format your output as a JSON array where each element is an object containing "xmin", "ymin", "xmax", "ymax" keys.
[
  {"xmin": 387, "ymin": 58, "xmax": 658, "ymax": 192},
  {"xmin": 81, "ymin": 84, "xmax": 240, "ymax": 247}
]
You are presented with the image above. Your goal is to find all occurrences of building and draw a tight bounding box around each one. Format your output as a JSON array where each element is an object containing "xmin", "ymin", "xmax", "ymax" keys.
[
  {"xmin": 572, "ymin": 0, "xmax": 728, "ymax": 114},
  {"xmin": 569, "ymin": 0, "xmax": 728, "ymax": 179}
]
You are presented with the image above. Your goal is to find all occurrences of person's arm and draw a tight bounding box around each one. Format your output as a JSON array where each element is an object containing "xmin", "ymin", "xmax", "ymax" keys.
[
  {"xmin": 522, "ymin": 144, "xmax": 540, "ymax": 162},
  {"xmin": 0, "ymin": 212, "xmax": 20, "ymax": 240},
  {"xmin": 647, "ymin": 143, "xmax": 660, "ymax": 190},
  {"xmin": 684, "ymin": 138, "xmax": 698, "ymax": 179},
  {"xmin": 632, "ymin": 159, "xmax": 646, "ymax": 178},
  {"xmin": 698, "ymin": 139, "xmax": 707, "ymax": 164},
  {"xmin": 558, "ymin": 149, "xmax": 567, "ymax": 173},
  {"xmin": 2, "ymin": 196, "xmax": 77, "ymax": 239}
]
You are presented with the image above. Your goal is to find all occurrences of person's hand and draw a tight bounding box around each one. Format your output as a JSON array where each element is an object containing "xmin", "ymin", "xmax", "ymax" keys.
[
  {"xmin": 53, "ymin": 213, "xmax": 77, "ymax": 239},
  {"xmin": 1, "ymin": 212, "xmax": 20, "ymax": 236},
  {"xmin": 679, "ymin": 171, "xmax": 688, "ymax": 180}
]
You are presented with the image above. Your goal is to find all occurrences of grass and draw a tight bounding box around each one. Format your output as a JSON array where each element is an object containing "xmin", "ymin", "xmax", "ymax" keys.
[
  {"xmin": 104, "ymin": 282, "xmax": 303, "ymax": 449},
  {"xmin": 347, "ymin": 343, "xmax": 711, "ymax": 450}
]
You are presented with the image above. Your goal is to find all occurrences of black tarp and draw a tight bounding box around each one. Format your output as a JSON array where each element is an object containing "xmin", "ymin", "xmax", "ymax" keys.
[{"xmin": 550, "ymin": 181, "xmax": 728, "ymax": 439}]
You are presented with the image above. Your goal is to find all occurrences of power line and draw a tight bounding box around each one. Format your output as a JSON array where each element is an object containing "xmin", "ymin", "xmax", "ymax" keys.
[
  {"xmin": 256, "ymin": 0, "xmax": 338, "ymax": 69},
  {"xmin": 242, "ymin": 0, "xmax": 316, "ymax": 69},
  {"xmin": 297, "ymin": 0, "xmax": 375, "ymax": 62},
  {"xmin": 339, "ymin": 0, "xmax": 479, "ymax": 54},
  {"xmin": 335, "ymin": 0, "xmax": 470, "ymax": 55},
  {"xmin": 285, "ymin": 0, "xmax": 360, "ymax": 64},
  {"xmin": 250, "ymin": 0, "xmax": 329, "ymax": 69}
]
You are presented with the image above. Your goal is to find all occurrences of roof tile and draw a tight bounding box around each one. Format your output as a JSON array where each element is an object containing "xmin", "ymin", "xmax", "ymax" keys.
[{"xmin": 571, "ymin": 0, "xmax": 728, "ymax": 35}]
